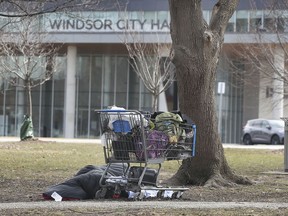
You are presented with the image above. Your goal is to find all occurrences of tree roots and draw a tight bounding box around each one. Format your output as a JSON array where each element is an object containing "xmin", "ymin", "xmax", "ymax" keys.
[
  {"xmin": 162, "ymin": 170, "xmax": 253, "ymax": 188},
  {"xmin": 204, "ymin": 173, "xmax": 253, "ymax": 188}
]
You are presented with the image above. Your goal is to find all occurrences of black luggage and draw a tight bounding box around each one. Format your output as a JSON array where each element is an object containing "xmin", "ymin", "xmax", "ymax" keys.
[{"xmin": 128, "ymin": 166, "xmax": 158, "ymax": 186}]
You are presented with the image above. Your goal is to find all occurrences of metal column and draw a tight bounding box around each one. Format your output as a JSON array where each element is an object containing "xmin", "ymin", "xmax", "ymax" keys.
[{"xmin": 281, "ymin": 117, "xmax": 288, "ymax": 172}]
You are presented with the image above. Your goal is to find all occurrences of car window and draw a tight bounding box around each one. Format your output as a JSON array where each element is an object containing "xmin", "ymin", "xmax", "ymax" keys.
[
  {"xmin": 252, "ymin": 120, "xmax": 262, "ymax": 127},
  {"xmin": 269, "ymin": 120, "xmax": 284, "ymax": 128},
  {"xmin": 262, "ymin": 120, "xmax": 270, "ymax": 128}
]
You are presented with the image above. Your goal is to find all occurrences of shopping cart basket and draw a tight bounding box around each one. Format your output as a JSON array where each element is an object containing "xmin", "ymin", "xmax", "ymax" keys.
[{"xmin": 95, "ymin": 109, "xmax": 196, "ymax": 200}]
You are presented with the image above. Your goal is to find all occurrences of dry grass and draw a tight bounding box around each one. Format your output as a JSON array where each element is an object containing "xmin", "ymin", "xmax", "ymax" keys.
[
  {"xmin": 0, "ymin": 141, "xmax": 104, "ymax": 180},
  {"xmin": 0, "ymin": 141, "xmax": 287, "ymax": 215},
  {"xmin": 0, "ymin": 141, "xmax": 285, "ymax": 183},
  {"xmin": 225, "ymin": 148, "xmax": 284, "ymax": 175}
]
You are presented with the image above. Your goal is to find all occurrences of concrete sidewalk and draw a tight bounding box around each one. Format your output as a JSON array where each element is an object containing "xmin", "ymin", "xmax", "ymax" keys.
[
  {"xmin": 223, "ymin": 143, "xmax": 284, "ymax": 150},
  {"xmin": 0, "ymin": 201, "xmax": 288, "ymax": 210}
]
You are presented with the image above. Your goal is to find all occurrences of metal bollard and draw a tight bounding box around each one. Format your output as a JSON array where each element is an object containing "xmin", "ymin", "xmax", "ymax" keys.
[{"xmin": 281, "ymin": 118, "xmax": 288, "ymax": 172}]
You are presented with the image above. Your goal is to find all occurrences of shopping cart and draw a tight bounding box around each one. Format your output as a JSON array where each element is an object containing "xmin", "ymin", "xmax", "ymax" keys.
[{"xmin": 95, "ymin": 109, "xmax": 196, "ymax": 200}]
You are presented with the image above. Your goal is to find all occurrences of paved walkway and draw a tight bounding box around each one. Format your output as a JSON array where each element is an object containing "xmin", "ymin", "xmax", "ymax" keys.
[
  {"xmin": 0, "ymin": 201, "xmax": 288, "ymax": 210},
  {"xmin": 223, "ymin": 143, "xmax": 284, "ymax": 150}
]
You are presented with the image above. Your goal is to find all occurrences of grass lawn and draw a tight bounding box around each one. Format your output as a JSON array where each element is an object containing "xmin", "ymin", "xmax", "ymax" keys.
[
  {"xmin": 0, "ymin": 141, "xmax": 284, "ymax": 179},
  {"xmin": 0, "ymin": 141, "xmax": 284, "ymax": 180},
  {"xmin": 0, "ymin": 141, "xmax": 287, "ymax": 216}
]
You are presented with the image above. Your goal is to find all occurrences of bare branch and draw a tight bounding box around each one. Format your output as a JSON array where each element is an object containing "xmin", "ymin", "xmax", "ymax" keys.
[
  {"xmin": 0, "ymin": 15, "xmax": 63, "ymax": 117},
  {"xmin": 123, "ymin": 34, "xmax": 175, "ymax": 111},
  {"xmin": 0, "ymin": 0, "xmax": 106, "ymax": 17}
]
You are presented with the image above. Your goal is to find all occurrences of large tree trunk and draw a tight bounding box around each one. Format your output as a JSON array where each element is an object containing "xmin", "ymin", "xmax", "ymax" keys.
[{"xmin": 168, "ymin": 0, "xmax": 251, "ymax": 186}]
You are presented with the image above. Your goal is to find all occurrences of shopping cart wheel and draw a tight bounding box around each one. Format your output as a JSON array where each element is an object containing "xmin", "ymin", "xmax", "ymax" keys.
[
  {"xmin": 134, "ymin": 190, "xmax": 145, "ymax": 201},
  {"xmin": 158, "ymin": 190, "xmax": 165, "ymax": 198},
  {"xmin": 95, "ymin": 188, "xmax": 107, "ymax": 199},
  {"xmin": 174, "ymin": 191, "xmax": 184, "ymax": 199},
  {"xmin": 132, "ymin": 192, "xmax": 140, "ymax": 201}
]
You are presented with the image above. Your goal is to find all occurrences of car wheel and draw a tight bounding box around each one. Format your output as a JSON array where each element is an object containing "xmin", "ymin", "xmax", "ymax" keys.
[
  {"xmin": 243, "ymin": 134, "xmax": 252, "ymax": 145},
  {"xmin": 271, "ymin": 135, "xmax": 280, "ymax": 145}
]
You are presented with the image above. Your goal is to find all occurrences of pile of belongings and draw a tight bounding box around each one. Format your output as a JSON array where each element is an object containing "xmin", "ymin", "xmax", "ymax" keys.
[{"xmin": 42, "ymin": 164, "xmax": 157, "ymax": 201}]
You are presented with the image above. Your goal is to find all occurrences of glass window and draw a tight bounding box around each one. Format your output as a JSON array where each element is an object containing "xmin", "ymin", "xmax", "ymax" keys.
[
  {"xmin": 76, "ymin": 56, "xmax": 90, "ymax": 108},
  {"xmin": 75, "ymin": 56, "xmax": 90, "ymax": 137},
  {"xmin": 129, "ymin": 11, "xmax": 144, "ymax": 20},
  {"xmin": 91, "ymin": 56, "xmax": 103, "ymax": 109},
  {"xmin": 236, "ymin": 11, "xmax": 248, "ymax": 32},
  {"xmin": 203, "ymin": 10, "xmax": 210, "ymax": 24},
  {"xmin": 115, "ymin": 56, "xmax": 128, "ymax": 107},
  {"xmin": 31, "ymin": 84, "xmax": 42, "ymax": 136},
  {"xmin": 157, "ymin": 11, "xmax": 168, "ymax": 22},
  {"xmin": 216, "ymin": 58, "xmax": 244, "ymax": 144},
  {"xmin": 141, "ymin": 81, "xmax": 152, "ymax": 111},
  {"xmin": 262, "ymin": 120, "xmax": 269, "ymax": 128},
  {"xmin": 78, "ymin": 11, "xmax": 94, "ymax": 19},
  {"xmin": 269, "ymin": 120, "xmax": 284, "ymax": 128},
  {"xmin": 167, "ymin": 12, "xmax": 171, "ymax": 25},
  {"xmin": 3, "ymin": 16, "xmax": 21, "ymax": 32},
  {"xmin": 253, "ymin": 120, "xmax": 262, "ymax": 127},
  {"xmin": 30, "ymin": 57, "xmax": 46, "ymax": 80},
  {"xmin": 157, "ymin": 11, "xmax": 169, "ymax": 31},
  {"xmin": 264, "ymin": 11, "xmax": 276, "ymax": 32},
  {"xmin": 103, "ymin": 55, "xmax": 116, "ymax": 108},
  {"xmin": 144, "ymin": 11, "xmax": 156, "ymax": 20},
  {"xmin": 128, "ymin": 61, "xmax": 140, "ymax": 109},
  {"xmin": 39, "ymin": 55, "xmax": 66, "ymax": 137},
  {"xmin": 273, "ymin": 10, "xmax": 288, "ymax": 32},
  {"xmin": 104, "ymin": 12, "xmax": 116, "ymax": 20},
  {"xmin": 144, "ymin": 11, "xmax": 156, "ymax": 31},
  {"xmin": 52, "ymin": 56, "xmax": 66, "ymax": 137},
  {"xmin": 89, "ymin": 55, "xmax": 103, "ymax": 137},
  {"xmin": 15, "ymin": 86, "xmax": 25, "ymax": 134},
  {"xmin": 0, "ymin": 54, "xmax": 66, "ymax": 138},
  {"xmin": 276, "ymin": 16, "xmax": 285, "ymax": 33},
  {"xmin": 0, "ymin": 80, "xmax": 17, "ymax": 136},
  {"xmin": 0, "ymin": 17, "xmax": 8, "ymax": 30},
  {"xmin": 94, "ymin": 11, "xmax": 106, "ymax": 19},
  {"xmin": 226, "ymin": 12, "xmax": 236, "ymax": 32},
  {"xmin": 0, "ymin": 80, "xmax": 9, "ymax": 135},
  {"xmin": 250, "ymin": 11, "xmax": 263, "ymax": 32}
]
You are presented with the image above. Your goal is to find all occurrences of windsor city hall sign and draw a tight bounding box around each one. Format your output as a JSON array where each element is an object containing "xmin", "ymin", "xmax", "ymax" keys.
[{"xmin": 46, "ymin": 17, "xmax": 170, "ymax": 32}]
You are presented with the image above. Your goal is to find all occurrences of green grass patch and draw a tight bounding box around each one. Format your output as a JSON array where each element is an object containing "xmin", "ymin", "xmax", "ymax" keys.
[
  {"xmin": 0, "ymin": 142, "xmax": 104, "ymax": 180},
  {"xmin": 224, "ymin": 148, "xmax": 283, "ymax": 175},
  {"xmin": 0, "ymin": 142, "xmax": 284, "ymax": 180}
]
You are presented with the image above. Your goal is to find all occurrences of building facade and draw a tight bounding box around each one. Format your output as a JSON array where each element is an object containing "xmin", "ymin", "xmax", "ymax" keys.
[{"xmin": 0, "ymin": 0, "xmax": 287, "ymax": 143}]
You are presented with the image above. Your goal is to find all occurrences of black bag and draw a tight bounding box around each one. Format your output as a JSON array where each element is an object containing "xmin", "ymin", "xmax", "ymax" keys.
[{"xmin": 128, "ymin": 166, "xmax": 158, "ymax": 186}]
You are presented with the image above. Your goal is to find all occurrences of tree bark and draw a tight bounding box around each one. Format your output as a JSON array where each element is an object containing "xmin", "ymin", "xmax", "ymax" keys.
[
  {"xmin": 168, "ymin": 0, "xmax": 251, "ymax": 186},
  {"xmin": 24, "ymin": 79, "xmax": 33, "ymax": 118},
  {"xmin": 28, "ymin": 83, "xmax": 32, "ymax": 117}
]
